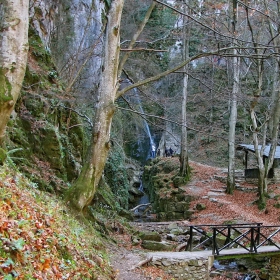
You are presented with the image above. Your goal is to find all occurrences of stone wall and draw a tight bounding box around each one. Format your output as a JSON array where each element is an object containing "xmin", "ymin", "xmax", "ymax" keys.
[
  {"xmin": 148, "ymin": 252, "xmax": 213, "ymax": 280},
  {"xmin": 269, "ymin": 255, "xmax": 280, "ymax": 280},
  {"xmin": 273, "ymin": 168, "xmax": 280, "ymax": 182},
  {"xmin": 143, "ymin": 158, "xmax": 194, "ymax": 221},
  {"xmin": 153, "ymin": 257, "xmax": 210, "ymax": 279}
]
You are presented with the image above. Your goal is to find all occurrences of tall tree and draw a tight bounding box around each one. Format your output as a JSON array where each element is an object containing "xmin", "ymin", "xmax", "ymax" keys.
[
  {"xmin": 226, "ymin": 0, "xmax": 240, "ymax": 194},
  {"xmin": 179, "ymin": 1, "xmax": 190, "ymax": 179},
  {"xmin": 0, "ymin": 0, "xmax": 29, "ymax": 146}
]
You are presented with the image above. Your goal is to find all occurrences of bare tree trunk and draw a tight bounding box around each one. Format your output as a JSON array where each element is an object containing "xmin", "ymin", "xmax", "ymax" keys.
[
  {"xmin": 0, "ymin": 0, "xmax": 29, "ymax": 146},
  {"xmin": 66, "ymin": 0, "xmax": 124, "ymax": 211},
  {"xmin": 226, "ymin": 0, "xmax": 239, "ymax": 194},
  {"xmin": 180, "ymin": 1, "xmax": 190, "ymax": 179},
  {"xmin": 227, "ymin": 53, "xmax": 240, "ymax": 194},
  {"xmin": 247, "ymin": 1, "xmax": 280, "ymax": 207},
  {"xmin": 249, "ymin": 62, "xmax": 268, "ymax": 207}
]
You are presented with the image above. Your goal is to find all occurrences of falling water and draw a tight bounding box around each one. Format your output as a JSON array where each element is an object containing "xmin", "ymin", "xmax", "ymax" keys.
[
  {"xmin": 132, "ymin": 87, "xmax": 155, "ymax": 148},
  {"xmin": 121, "ymin": 78, "xmax": 155, "ymax": 159},
  {"xmin": 138, "ymin": 180, "xmax": 144, "ymax": 193}
]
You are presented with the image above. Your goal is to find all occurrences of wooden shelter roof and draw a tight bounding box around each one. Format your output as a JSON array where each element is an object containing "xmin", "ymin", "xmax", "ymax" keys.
[{"xmin": 237, "ymin": 144, "xmax": 280, "ymax": 159}]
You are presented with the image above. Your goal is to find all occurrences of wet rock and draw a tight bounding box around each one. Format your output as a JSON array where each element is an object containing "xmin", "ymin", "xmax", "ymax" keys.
[
  {"xmin": 131, "ymin": 237, "xmax": 141, "ymax": 246},
  {"xmin": 128, "ymin": 187, "xmax": 143, "ymax": 196},
  {"xmin": 139, "ymin": 231, "xmax": 161, "ymax": 242},
  {"xmin": 166, "ymin": 234, "xmax": 177, "ymax": 241},
  {"xmin": 141, "ymin": 240, "xmax": 175, "ymax": 251},
  {"xmin": 210, "ymin": 271, "xmax": 223, "ymax": 277},
  {"xmin": 170, "ymin": 227, "xmax": 183, "ymax": 235},
  {"xmin": 167, "ymin": 222, "xmax": 179, "ymax": 230}
]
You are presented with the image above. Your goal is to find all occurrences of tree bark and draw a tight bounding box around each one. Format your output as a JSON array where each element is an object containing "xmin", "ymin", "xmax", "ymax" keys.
[
  {"xmin": 226, "ymin": 53, "xmax": 239, "ymax": 194},
  {"xmin": 0, "ymin": 0, "xmax": 29, "ymax": 146},
  {"xmin": 66, "ymin": 0, "xmax": 124, "ymax": 210},
  {"xmin": 179, "ymin": 1, "xmax": 190, "ymax": 179},
  {"xmin": 226, "ymin": 0, "xmax": 239, "ymax": 194}
]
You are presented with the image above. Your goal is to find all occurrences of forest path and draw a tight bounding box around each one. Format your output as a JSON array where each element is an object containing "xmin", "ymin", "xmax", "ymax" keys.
[{"xmin": 109, "ymin": 161, "xmax": 280, "ymax": 279}]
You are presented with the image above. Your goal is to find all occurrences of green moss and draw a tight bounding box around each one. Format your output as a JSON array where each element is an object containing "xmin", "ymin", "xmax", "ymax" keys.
[
  {"xmin": 173, "ymin": 176, "xmax": 186, "ymax": 187},
  {"xmin": 0, "ymin": 148, "xmax": 7, "ymax": 165},
  {"xmin": 24, "ymin": 66, "xmax": 41, "ymax": 87},
  {"xmin": 273, "ymin": 202, "xmax": 280, "ymax": 209},
  {"xmin": 0, "ymin": 67, "xmax": 13, "ymax": 103},
  {"xmin": 29, "ymin": 27, "xmax": 52, "ymax": 66},
  {"xmin": 104, "ymin": 146, "xmax": 130, "ymax": 209}
]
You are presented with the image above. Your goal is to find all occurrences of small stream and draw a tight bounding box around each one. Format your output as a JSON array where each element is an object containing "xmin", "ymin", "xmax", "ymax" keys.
[
  {"xmin": 212, "ymin": 260, "xmax": 258, "ymax": 279},
  {"xmin": 133, "ymin": 181, "xmax": 154, "ymax": 223}
]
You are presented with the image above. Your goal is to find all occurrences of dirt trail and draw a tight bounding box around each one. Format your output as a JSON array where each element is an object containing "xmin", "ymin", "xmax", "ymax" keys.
[{"xmin": 109, "ymin": 161, "xmax": 280, "ymax": 279}]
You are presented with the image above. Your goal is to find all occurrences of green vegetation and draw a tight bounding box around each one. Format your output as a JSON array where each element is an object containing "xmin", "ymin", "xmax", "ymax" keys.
[
  {"xmin": 0, "ymin": 67, "xmax": 13, "ymax": 103},
  {"xmin": 104, "ymin": 146, "xmax": 130, "ymax": 209},
  {"xmin": 0, "ymin": 148, "xmax": 7, "ymax": 165},
  {"xmin": 0, "ymin": 164, "xmax": 116, "ymax": 279}
]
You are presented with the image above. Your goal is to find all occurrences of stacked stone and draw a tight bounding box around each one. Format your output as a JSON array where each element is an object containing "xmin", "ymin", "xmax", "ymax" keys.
[
  {"xmin": 151, "ymin": 257, "xmax": 209, "ymax": 280},
  {"xmin": 269, "ymin": 256, "xmax": 280, "ymax": 280}
]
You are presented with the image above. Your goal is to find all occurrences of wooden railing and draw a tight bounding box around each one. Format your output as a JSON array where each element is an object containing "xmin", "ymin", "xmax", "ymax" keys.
[{"xmin": 185, "ymin": 223, "xmax": 280, "ymax": 255}]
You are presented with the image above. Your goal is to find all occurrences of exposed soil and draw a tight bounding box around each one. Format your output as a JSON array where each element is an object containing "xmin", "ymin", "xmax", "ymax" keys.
[{"xmin": 109, "ymin": 161, "xmax": 280, "ymax": 280}]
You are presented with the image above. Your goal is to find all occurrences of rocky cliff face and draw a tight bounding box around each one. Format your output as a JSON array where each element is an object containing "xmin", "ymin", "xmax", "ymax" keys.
[
  {"xmin": 30, "ymin": 0, "xmax": 104, "ymax": 101},
  {"xmin": 5, "ymin": 0, "xmax": 106, "ymax": 192}
]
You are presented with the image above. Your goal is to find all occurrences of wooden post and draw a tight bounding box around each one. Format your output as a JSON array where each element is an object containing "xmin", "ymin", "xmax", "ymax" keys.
[
  {"xmin": 225, "ymin": 225, "xmax": 231, "ymax": 246},
  {"xmin": 256, "ymin": 223, "xmax": 261, "ymax": 245},
  {"xmin": 186, "ymin": 226, "xmax": 193, "ymax": 251},
  {"xmin": 213, "ymin": 228, "xmax": 219, "ymax": 255}
]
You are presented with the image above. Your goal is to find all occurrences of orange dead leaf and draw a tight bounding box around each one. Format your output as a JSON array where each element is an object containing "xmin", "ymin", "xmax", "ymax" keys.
[{"xmin": 42, "ymin": 258, "xmax": 51, "ymax": 271}]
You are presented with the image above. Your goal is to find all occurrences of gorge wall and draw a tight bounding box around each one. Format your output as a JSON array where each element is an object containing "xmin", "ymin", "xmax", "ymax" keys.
[{"xmin": 143, "ymin": 157, "xmax": 194, "ymax": 221}]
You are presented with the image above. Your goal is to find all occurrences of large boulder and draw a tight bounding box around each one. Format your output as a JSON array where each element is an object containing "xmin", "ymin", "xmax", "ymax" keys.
[
  {"xmin": 139, "ymin": 231, "xmax": 161, "ymax": 242},
  {"xmin": 141, "ymin": 240, "xmax": 175, "ymax": 251}
]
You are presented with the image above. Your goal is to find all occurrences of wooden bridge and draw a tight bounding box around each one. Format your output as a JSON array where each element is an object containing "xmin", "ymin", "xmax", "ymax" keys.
[
  {"xmin": 147, "ymin": 223, "xmax": 280, "ymax": 279},
  {"xmin": 186, "ymin": 222, "xmax": 280, "ymax": 257}
]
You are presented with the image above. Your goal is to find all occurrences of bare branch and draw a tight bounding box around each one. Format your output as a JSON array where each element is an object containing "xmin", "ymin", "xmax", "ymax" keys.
[
  {"xmin": 58, "ymin": 104, "xmax": 93, "ymax": 127},
  {"xmin": 120, "ymin": 48, "xmax": 168, "ymax": 52},
  {"xmin": 118, "ymin": 2, "xmax": 156, "ymax": 77},
  {"xmin": 116, "ymin": 45, "xmax": 278, "ymax": 99},
  {"xmin": 129, "ymin": 203, "xmax": 151, "ymax": 212}
]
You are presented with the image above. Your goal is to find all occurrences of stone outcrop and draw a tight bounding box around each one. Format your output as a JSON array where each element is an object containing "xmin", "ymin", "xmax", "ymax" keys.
[
  {"xmin": 142, "ymin": 240, "xmax": 175, "ymax": 251},
  {"xmin": 143, "ymin": 158, "xmax": 194, "ymax": 221},
  {"xmin": 147, "ymin": 251, "xmax": 213, "ymax": 280}
]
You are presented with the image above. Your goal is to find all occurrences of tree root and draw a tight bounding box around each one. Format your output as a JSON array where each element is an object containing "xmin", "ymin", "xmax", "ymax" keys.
[
  {"xmin": 176, "ymin": 242, "xmax": 188, "ymax": 252},
  {"xmin": 129, "ymin": 256, "xmax": 153, "ymax": 270}
]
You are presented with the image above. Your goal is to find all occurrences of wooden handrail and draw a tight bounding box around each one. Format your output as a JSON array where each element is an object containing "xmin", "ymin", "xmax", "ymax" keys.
[{"xmin": 185, "ymin": 223, "xmax": 280, "ymax": 255}]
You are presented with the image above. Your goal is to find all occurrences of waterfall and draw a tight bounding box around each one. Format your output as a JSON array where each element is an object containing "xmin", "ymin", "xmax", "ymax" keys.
[
  {"xmin": 121, "ymin": 79, "xmax": 156, "ymax": 159},
  {"xmin": 132, "ymin": 88, "xmax": 155, "ymax": 148},
  {"xmin": 138, "ymin": 180, "xmax": 144, "ymax": 193}
]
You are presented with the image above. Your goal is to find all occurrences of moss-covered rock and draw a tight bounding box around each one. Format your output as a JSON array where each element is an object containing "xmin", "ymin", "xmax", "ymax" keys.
[
  {"xmin": 143, "ymin": 158, "xmax": 194, "ymax": 221},
  {"xmin": 139, "ymin": 231, "xmax": 161, "ymax": 242},
  {"xmin": 173, "ymin": 176, "xmax": 186, "ymax": 188},
  {"xmin": 196, "ymin": 203, "xmax": 206, "ymax": 211},
  {"xmin": 0, "ymin": 148, "xmax": 7, "ymax": 165},
  {"xmin": 141, "ymin": 240, "xmax": 175, "ymax": 251}
]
